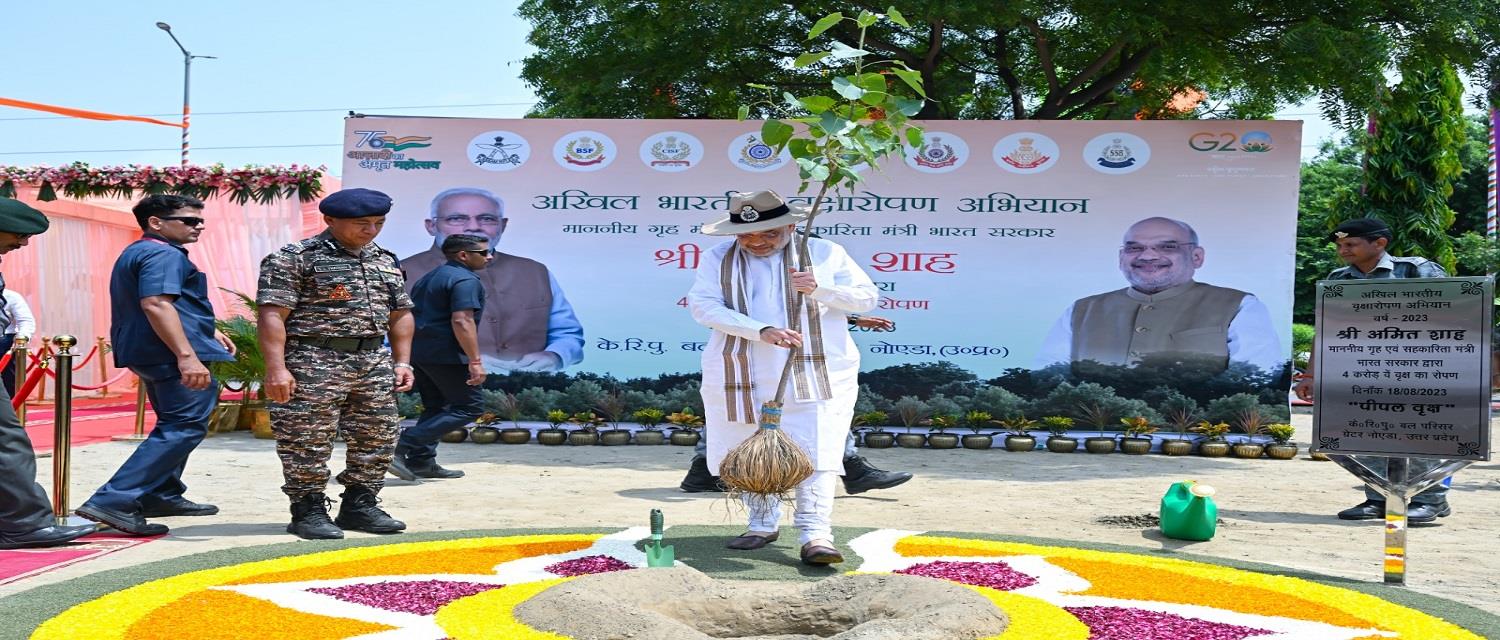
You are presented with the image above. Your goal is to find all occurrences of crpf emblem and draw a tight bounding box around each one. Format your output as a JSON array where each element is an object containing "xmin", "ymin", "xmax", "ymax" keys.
[
  {"xmin": 738, "ymin": 137, "xmax": 782, "ymax": 168},
  {"xmin": 739, "ymin": 206, "xmax": 760, "ymax": 222}
]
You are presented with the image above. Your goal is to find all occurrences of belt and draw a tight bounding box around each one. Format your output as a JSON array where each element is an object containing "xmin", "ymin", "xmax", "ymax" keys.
[{"xmin": 292, "ymin": 336, "xmax": 384, "ymax": 352}]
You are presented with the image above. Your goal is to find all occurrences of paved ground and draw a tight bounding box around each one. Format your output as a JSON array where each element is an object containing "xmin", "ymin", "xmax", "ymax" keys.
[{"xmin": 6, "ymin": 410, "xmax": 1498, "ymax": 617}]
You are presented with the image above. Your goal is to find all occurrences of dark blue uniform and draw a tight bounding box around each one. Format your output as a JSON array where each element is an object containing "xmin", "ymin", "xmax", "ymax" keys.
[
  {"xmin": 401, "ymin": 261, "xmax": 486, "ymax": 465},
  {"xmin": 84, "ymin": 234, "xmax": 231, "ymax": 514}
]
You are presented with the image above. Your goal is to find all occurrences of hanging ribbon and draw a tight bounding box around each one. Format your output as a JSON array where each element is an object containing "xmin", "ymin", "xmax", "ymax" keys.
[{"xmin": 0, "ymin": 96, "xmax": 184, "ymax": 128}]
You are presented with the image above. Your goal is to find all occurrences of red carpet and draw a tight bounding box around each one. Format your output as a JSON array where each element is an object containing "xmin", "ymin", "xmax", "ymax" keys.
[
  {"xmin": 0, "ymin": 532, "xmax": 163, "ymax": 586},
  {"xmin": 24, "ymin": 400, "xmax": 153, "ymax": 453}
]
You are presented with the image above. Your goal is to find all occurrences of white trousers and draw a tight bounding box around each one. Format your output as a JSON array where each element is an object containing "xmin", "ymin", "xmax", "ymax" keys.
[{"xmin": 742, "ymin": 470, "xmax": 837, "ymax": 545}]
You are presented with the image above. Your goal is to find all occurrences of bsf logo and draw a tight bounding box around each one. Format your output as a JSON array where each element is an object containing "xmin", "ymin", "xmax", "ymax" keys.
[
  {"xmin": 554, "ymin": 130, "xmax": 616, "ymax": 171},
  {"xmin": 1189, "ymin": 130, "xmax": 1274, "ymax": 153}
]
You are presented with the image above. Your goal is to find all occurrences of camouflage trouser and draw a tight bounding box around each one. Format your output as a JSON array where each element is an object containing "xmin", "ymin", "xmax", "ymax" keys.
[{"xmin": 271, "ymin": 343, "xmax": 397, "ymax": 500}]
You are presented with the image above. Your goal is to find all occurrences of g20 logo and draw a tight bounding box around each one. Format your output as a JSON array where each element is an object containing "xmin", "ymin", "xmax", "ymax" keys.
[{"xmin": 1189, "ymin": 131, "xmax": 1273, "ymax": 153}]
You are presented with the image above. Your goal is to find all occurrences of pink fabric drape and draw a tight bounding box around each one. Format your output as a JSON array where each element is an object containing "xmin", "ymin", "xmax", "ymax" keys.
[{"xmin": 5, "ymin": 184, "xmax": 320, "ymax": 388}]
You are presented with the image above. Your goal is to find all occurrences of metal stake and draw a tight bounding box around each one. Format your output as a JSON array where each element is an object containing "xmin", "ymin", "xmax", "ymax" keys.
[{"xmin": 51, "ymin": 335, "xmax": 76, "ymax": 526}]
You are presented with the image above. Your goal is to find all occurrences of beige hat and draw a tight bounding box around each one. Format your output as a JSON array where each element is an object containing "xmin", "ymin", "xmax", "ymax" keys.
[{"xmin": 700, "ymin": 190, "xmax": 810, "ymax": 236}]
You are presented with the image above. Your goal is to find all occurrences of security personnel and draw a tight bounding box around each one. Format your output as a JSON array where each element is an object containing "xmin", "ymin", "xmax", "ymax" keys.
[
  {"xmin": 1294, "ymin": 217, "xmax": 1452, "ymax": 523},
  {"xmin": 0, "ymin": 198, "xmax": 96, "ymax": 549},
  {"xmin": 390, "ymin": 233, "xmax": 492, "ymax": 481},
  {"xmin": 257, "ymin": 188, "xmax": 415, "ymax": 540}
]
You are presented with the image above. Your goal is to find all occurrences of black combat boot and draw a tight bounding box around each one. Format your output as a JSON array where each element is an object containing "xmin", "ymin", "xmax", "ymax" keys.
[
  {"xmin": 335, "ymin": 486, "xmax": 406, "ymax": 534},
  {"xmin": 679, "ymin": 455, "xmax": 725, "ymax": 492},
  {"xmin": 842, "ymin": 455, "xmax": 913, "ymax": 494},
  {"xmin": 287, "ymin": 493, "xmax": 343, "ymax": 540}
]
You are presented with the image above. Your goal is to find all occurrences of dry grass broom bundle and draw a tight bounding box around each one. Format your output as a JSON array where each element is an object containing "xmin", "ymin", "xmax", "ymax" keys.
[{"xmin": 719, "ymin": 401, "xmax": 814, "ymax": 499}]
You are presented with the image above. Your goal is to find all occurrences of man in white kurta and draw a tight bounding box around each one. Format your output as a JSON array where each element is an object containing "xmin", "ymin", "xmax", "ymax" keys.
[{"xmin": 689, "ymin": 190, "xmax": 877, "ymax": 565}]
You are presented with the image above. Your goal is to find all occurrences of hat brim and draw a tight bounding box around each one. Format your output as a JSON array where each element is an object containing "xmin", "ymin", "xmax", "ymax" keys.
[{"xmin": 700, "ymin": 203, "xmax": 811, "ymax": 236}]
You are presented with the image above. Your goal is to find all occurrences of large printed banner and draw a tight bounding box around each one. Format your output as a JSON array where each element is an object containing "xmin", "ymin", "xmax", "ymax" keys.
[{"xmin": 341, "ymin": 118, "xmax": 1302, "ymax": 395}]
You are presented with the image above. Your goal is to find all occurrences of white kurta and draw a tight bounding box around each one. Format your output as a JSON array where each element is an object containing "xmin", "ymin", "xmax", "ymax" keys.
[{"xmin": 689, "ymin": 237, "xmax": 879, "ymax": 475}]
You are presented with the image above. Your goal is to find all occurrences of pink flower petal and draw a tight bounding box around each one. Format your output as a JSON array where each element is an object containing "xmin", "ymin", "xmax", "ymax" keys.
[
  {"xmin": 545, "ymin": 554, "xmax": 635, "ymax": 577},
  {"xmin": 309, "ymin": 580, "xmax": 503, "ymax": 615},
  {"xmin": 1063, "ymin": 606, "xmax": 1275, "ymax": 640},
  {"xmin": 896, "ymin": 560, "xmax": 1039, "ymax": 591}
]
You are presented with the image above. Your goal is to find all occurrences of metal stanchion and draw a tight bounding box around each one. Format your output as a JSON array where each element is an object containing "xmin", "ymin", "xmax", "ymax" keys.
[
  {"xmin": 113, "ymin": 381, "xmax": 149, "ymax": 442},
  {"xmin": 12, "ymin": 335, "xmax": 27, "ymax": 424},
  {"xmin": 96, "ymin": 337, "xmax": 110, "ymax": 396},
  {"xmin": 51, "ymin": 335, "xmax": 76, "ymax": 526},
  {"xmin": 36, "ymin": 334, "xmax": 48, "ymax": 403}
]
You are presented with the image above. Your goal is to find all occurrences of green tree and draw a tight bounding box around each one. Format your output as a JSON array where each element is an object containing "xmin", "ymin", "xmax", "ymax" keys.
[
  {"xmin": 1329, "ymin": 57, "xmax": 1467, "ymax": 272},
  {"xmin": 518, "ymin": 0, "xmax": 1499, "ymax": 121}
]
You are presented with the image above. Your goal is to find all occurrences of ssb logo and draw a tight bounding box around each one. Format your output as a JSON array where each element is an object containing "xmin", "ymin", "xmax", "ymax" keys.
[{"xmin": 1189, "ymin": 130, "xmax": 1274, "ymax": 153}]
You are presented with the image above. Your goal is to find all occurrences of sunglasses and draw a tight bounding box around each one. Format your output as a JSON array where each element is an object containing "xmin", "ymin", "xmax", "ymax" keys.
[
  {"xmin": 160, "ymin": 216, "xmax": 206, "ymax": 227},
  {"xmin": 461, "ymin": 248, "xmax": 493, "ymax": 257}
]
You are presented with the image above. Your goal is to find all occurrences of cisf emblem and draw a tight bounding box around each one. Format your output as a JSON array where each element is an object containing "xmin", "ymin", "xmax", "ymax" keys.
[
  {"xmin": 639, "ymin": 131, "xmax": 704, "ymax": 172},
  {"xmin": 554, "ymin": 130, "xmax": 616, "ymax": 171},
  {"xmin": 904, "ymin": 131, "xmax": 968, "ymax": 173}
]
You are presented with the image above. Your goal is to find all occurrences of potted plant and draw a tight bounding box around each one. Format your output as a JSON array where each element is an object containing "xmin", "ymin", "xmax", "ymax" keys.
[
  {"xmin": 568, "ymin": 411, "xmax": 602, "ymax": 445},
  {"xmin": 855, "ymin": 410, "xmax": 895, "ymax": 449},
  {"xmin": 1263, "ymin": 423, "xmax": 1298, "ymax": 460},
  {"xmin": 1192, "ymin": 421, "xmax": 1232, "ymax": 457},
  {"xmin": 470, "ymin": 412, "xmax": 501, "ymax": 444},
  {"xmin": 494, "ymin": 391, "xmax": 531, "ymax": 444},
  {"xmin": 1231, "ymin": 408, "xmax": 1268, "ymax": 458},
  {"xmin": 1157, "ymin": 393, "xmax": 1200, "ymax": 456},
  {"xmin": 892, "ymin": 396, "xmax": 930, "ymax": 448},
  {"xmin": 999, "ymin": 415, "xmax": 1039, "ymax": 452},
  {"xmin": 666, "ymin": 408, "xmax": 704, "ymax": 446},
  {"xmin": 206, "ymin": 291, "xmax": 272, "ymax": 438},
  {"xmin": 926, "ymin": 414, "xmax": 960, "ymax": 449},
  {"xmin": 1118, "ymin": 416, "xmax": 1157, "ymax": 455},
  {"xmin": 632, "ymin": 407, "xmax": 667, "ymax": 445},
  {"xmin": 537, "ymin": 409, "xmax": 570, "ymax": 446},
  {"xmin": 1041, "ymin": 416, "xmax": 1077, "ymax": 452},
  {"xmin": 440, "ymin": 427, "xmax": 469, "ymax": 443},
  {"xmin": 594, "ymin": 392, "xmax": 632, "ymax": 445},
  {"xmin": 1079, "ymin": 403, "xmax": 1118, "ymax": 454},
  {"xmin": 960, "ymin": 410, "xmax": 995, "ymax": 449}
]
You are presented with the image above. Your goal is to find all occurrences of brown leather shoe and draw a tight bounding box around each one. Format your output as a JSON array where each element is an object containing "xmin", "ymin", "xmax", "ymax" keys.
[
  {"xmin": 800, "ymin": 542, "xmax": 844, "ymax": 565},
  {"xmin": 725, "ymin": 531, "xmax": 779, "ymax": 550}
]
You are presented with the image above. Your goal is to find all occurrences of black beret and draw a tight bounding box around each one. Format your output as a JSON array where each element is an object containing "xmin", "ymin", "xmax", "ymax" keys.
[
  {"xmin": 1329, "ymin": 217, "xmax": 1390, "ymax": 242},
  {"xmin": 318, "ymin": 188, "xmax": 392, "ymax": 218},
  {"xmin": 0, "ymin": 198, "xmax": 50, "ymax": 235}
]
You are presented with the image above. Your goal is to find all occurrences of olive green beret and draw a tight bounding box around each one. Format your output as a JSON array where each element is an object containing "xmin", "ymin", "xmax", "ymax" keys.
[{"xmin": 0, "ymin": 198, "xmax": 50, "ymax": 235}]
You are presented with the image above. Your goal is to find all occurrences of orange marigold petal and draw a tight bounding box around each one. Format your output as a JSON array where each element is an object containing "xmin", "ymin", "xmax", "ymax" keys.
[
  {"xmin": 1048, "ymin": 557, "xmax": 1377, "ymax": 630},
  {"xmin": 125, "ymin": 589, "xmax": 393, "ymax": 640},
  {"xmin": 230, "ymin": 540, "xmax": 594, "ymax": 585}
]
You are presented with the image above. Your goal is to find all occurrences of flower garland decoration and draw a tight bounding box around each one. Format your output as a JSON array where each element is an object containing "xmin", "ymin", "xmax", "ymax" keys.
[{"xmin": 0, "ymin": 162, "xmax": 325, "ymax": 204}]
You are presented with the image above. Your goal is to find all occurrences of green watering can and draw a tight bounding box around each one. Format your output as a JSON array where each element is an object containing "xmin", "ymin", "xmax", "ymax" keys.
[
  {"xmin": 645, "ymin": 509, "xmax": 675, "ymax": 567},
  {"xmin": 1160, "ymin": 480, "xmax": 1217, "ymax": 541}
]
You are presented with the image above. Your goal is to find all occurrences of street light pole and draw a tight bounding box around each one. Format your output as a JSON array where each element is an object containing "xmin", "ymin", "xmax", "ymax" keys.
[{"xmin": 155, "ymin": 22, "xmax": 215, "ymax": 168}]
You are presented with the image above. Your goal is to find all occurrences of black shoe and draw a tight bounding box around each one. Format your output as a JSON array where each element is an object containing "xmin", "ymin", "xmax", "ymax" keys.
[
  {"xmin": 680, "ymin": 455, "xmax": 724, "ymax": 493},
  {"xmin": 75, "ymin": 502, "xmax": 169, "ymax": 536},
  {"xmin": 335, "ymin": 486, "xmax": 406, "ymax": 534},
  {"xmin": 842, "ymin": 455, "xmax": 913, "ymax": 495},
  {"xmin": 1337, "ymin": 499, "xmax": 1385, "ymax": 520},
  {"xmin": 1408, "ymin": 502, "xmax": 1452, "ymax": 524},
  {"xmin": 409, "ymin": 459, "xmax": 464, "ymax": 479},
  {"xmin": 388, "ymin": 456, "xmax": 418, "ymax": 482},
  {"xmin": 140, "ymin": 497, "xmax": 219, "ymax": 517},
  {"xmin": 0, "ymin": 524, "xmax": 97, "ymax": 550},
  {"xmin": 288, "ymin": 493, "xmax": 343, "ymax": 540}
]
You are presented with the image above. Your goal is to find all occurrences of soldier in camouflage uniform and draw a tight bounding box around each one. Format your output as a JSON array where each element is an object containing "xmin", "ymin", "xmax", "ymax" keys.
[{"xmin": 256, "ymin": 188, "xmax": 416, "ymax": 540}]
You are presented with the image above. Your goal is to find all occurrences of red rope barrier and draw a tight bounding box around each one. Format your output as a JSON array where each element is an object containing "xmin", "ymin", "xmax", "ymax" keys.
[
  {"xmin": 66, "ymin": 368, "xmax": 135, "ymax": 391},
  {"xmin": 70, "ymin": 344, "xmax": 99, "ymax": 370},
  {"xmin": 0, "ymin": 351, "xmax": 11, "ymax": 371},
  {"xmin": 11, "ymin": 370, "xmax": 44, "ymax": 410}
]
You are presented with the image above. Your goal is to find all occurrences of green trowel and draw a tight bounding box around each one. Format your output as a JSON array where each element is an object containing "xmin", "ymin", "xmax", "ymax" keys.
[{"xmin": 645, "ymin": 509, "xmax": 675, "ymax": 567}]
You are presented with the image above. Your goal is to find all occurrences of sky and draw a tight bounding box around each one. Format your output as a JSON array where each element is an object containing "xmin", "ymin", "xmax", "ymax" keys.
[{"xmin": 0, "ymin": 1, "xmax": 1431, "ymax": 174}]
